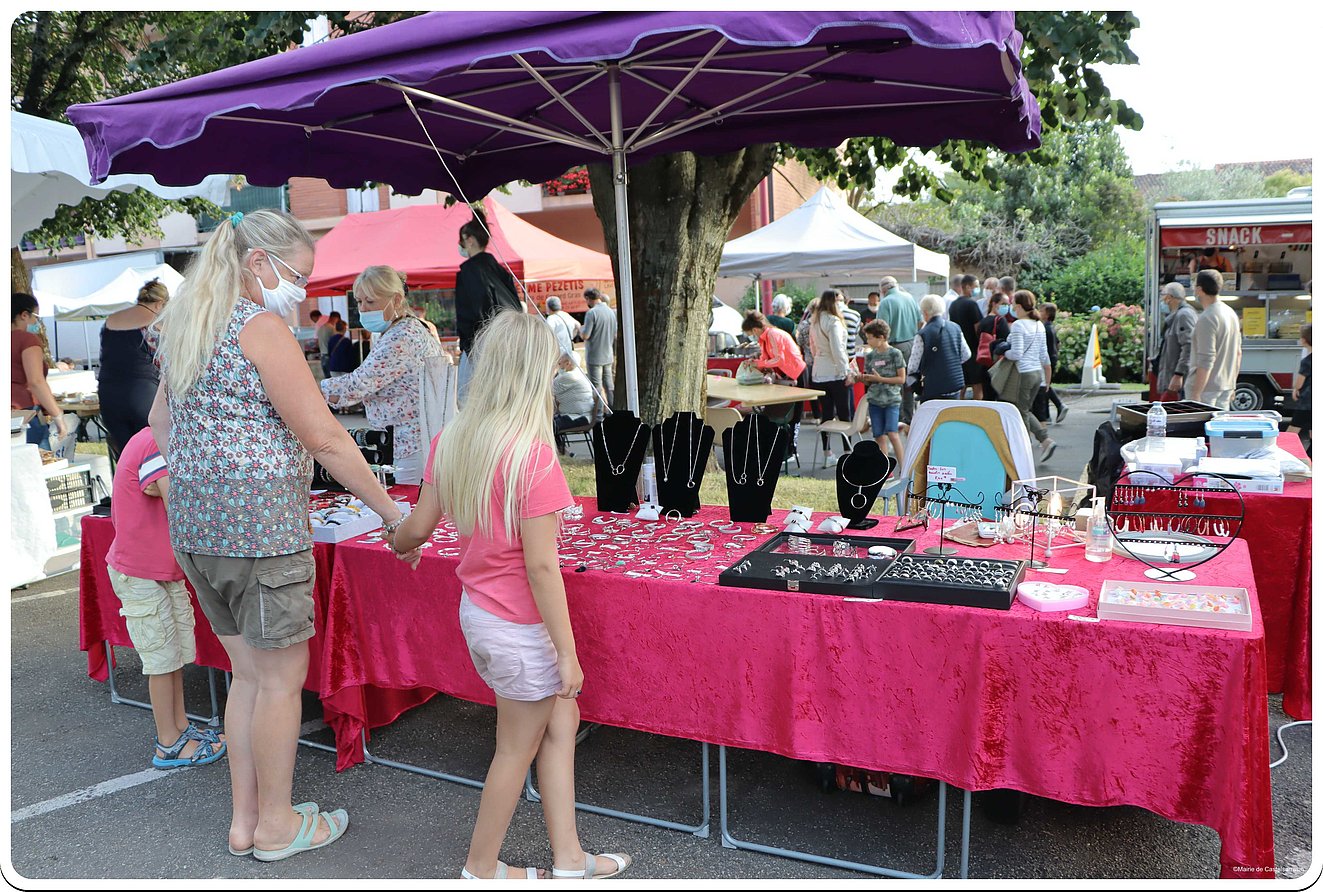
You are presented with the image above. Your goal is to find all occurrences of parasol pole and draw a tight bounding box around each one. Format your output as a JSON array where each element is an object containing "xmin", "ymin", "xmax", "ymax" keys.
[{"xmin": 607, "ymin": 64, "xmax": 640, "ymax": 415}]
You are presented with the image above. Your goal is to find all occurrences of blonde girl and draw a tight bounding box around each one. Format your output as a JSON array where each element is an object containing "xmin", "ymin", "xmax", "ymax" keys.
[{"xmin": 391, "ymin": 309, "xmax": 631, "ymax": 880}]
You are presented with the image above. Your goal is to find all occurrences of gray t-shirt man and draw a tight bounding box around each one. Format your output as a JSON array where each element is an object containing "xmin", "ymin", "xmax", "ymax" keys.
[{"xmin": 580, "ymin": 292, "xmax": 618, "ymax": 410}]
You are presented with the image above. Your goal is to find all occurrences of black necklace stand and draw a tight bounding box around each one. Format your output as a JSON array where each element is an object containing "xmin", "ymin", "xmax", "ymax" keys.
[
  {"xmin": 591, "ymin": 411, "xmax": 651, "ymax": 512},
  {"xmin": 652, "ymin": 411, "xmax": 715, "ymax": 517},
  {"xmin": 723, "ymin": 414, "xmax": 788, "ymax": 522},
  {"xmin": 835, "ymin": 441, "xmax": 895, "ymax": 530}
]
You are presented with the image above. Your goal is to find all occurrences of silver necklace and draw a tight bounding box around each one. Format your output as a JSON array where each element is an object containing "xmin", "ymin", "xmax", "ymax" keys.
[
  {"xmin": 733, "ymin": 420, "xmax": 781, "ymax": 487},
  {"xmin": 600, "ymin": 422, "xmax": 644, "ymax": 476},
  {"xmin": 660, "ymin": 414, "xmax": 702, "ymax": 488},
  {"xmin": 838, "ymin": 453, "xmax": 889, "ymax": 509}
]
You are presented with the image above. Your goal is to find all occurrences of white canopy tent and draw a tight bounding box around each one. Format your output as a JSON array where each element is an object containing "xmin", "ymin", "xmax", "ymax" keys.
[
  {"xmin": 11, "ymin": 110, "xmax": 230, "ymax": 244},
  {"xmin": 32, "ymin": 259, "xmax": 183, "ymax": 365},
  {"xmin": 719, "ymin": 187, "xmax": 949, "ymax": 285}
]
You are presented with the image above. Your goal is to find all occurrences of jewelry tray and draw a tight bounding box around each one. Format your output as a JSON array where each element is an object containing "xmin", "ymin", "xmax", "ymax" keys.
[
  {"xmin": 1096, "ymin": 580, "xmax": 1253, "ymax": 631},
  {"xmin": 874, "ymin": 554, "xmax": 1028, "ymax": 610},
  {"xmin": 717, "ymin": 533, "xmax": 916, "ymax": 598}
]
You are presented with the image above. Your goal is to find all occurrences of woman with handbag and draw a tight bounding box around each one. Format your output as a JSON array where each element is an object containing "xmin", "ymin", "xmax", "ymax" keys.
[
  {"xmin": 975, "ymin": 292, "xmax": 1013, "ymax": 400},
  {"xmin": 809, "ymin": 290, "xmax": 853, "ymax": 467},
  {"xmin": 998, "ymin": 290, "xmax": 1058, "ymax": 461}
]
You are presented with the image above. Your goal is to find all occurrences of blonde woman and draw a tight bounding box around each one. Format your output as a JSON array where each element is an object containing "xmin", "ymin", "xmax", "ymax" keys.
[
  {"xmin": 392, "ymin": 310, "xmax": 632, "ymax": 880},
  {"xmin": 99, "ymin": 278, "xmax": 169, "ymax": 459},
  {"xmin": 320, "ymin": 266, "xmax": 442, "ymax": 485},
  {"xmin": 148, "ymin": 209, "xmax": 405, "ymax": 862},
  {"xmin": 809, "ymin": 288, "xmax": 853, "ymax": 466}
]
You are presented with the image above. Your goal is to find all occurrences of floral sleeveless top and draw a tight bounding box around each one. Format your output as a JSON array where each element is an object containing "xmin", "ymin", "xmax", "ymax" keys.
[{"xmin": 165, "ymin": 297, "xmax": 312, "ymax": 557}]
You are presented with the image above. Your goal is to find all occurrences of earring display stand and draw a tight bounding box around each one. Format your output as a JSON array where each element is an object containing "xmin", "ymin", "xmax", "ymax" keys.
[
  {"xmin": 835, "ymin": 442, "xmax": 895, "ymax": 530},
  {"xmin": 591, "ymin": 411, "xmax": 651, "ymax": 512},
  {"xmin": 1104, "ymin": 469, "xmax": 1245, "ymax": 582},
  {"xmin": 653, "ymin": 411, "xmax": 715, "ymax": 518},
  {"xmin": 723, "ymin": 414, "xmax": 788, "ymax": 522},
  {"xmin": 906, "ymin": 482, "xmax": 984, "ymax": 556},
  {"xmin": 993, "ymin": 485, "xmax": 1077, "ymax": 570}
]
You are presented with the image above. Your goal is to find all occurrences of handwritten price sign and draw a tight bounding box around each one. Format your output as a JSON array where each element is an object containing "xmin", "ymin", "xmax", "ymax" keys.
[{"xmin": 927, "ymin": 465, "xmax": 961, "ymax": 484}]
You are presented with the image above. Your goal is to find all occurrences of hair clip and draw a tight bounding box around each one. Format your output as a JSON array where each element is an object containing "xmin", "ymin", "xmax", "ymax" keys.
[{"xmin": 230, "ymin": 211, "xmax": 244, "ymax": 228}]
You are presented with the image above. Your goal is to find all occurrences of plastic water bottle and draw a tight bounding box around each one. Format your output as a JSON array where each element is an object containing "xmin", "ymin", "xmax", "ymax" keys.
[
  {"xmin": 1146, "ymin": 401, "xmax": 1168, "ymax": 449},
  {"xmin": 1085, "ymin": 498, "xmax": 1114, "ymax": 563}
]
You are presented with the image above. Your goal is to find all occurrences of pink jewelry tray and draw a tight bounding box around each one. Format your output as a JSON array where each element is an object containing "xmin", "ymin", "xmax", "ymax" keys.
[{"xmin": 1096, "ymin": 580, "xmax": 1252, "ymax": 631}]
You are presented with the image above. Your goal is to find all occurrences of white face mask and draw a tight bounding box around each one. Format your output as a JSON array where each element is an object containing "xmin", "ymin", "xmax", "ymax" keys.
[{"xmin": 252, "ymin": 251, "xmax": 307, "ymax": 317}]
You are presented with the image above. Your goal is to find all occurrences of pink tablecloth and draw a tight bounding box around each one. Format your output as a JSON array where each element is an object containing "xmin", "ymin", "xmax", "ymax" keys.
[
  {"xmin": 1249, "ymin": 432, "xmax": 1312, "ymax": 719},
  {"xmin": 321, "ymin": 499, "xmax": 1273, "ymax": 879}
]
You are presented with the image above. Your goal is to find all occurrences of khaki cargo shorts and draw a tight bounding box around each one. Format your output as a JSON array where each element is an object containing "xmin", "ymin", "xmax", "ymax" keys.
[
  {"xmin": 175, "ymin": 549, "xmax": 316, "ymax": 650},
  {"xmin": 107, "ymin": 565, "xmax": 196, "ymax": 675}
]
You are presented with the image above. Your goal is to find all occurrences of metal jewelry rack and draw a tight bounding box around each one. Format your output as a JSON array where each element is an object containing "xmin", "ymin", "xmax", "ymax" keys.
[
  {"xmin": 993, "ymin": 485, "xmax": 1078, "ymax": 570},
  {"xmin": 905, "ymin": 482, "xmax": 985, "ymax": 556},
  {"xmin": 1104, "ymin": 469, "xmax": 1245, "ymax": 581}
]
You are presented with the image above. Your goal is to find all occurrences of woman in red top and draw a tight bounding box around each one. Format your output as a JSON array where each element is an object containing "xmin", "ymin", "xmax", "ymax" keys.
[
  {"xmin": 11, "ymin": 292, "xmax": 66, "ymax": 448},
  {"xmin": 741, "ymin": 311, "xmax": 806, "ymax": 382}
]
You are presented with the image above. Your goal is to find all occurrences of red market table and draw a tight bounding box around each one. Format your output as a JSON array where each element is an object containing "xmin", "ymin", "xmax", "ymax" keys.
[{"xmin": 77, "ymin": 496, "xmax": 1274, "ymax": 878}]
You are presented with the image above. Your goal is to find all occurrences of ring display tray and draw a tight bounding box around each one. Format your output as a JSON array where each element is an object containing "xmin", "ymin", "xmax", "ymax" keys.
[
  {"xmin": 874, "ymin": 553, "xmax": 1028, "ymax": 610},
  {"xmin": 1097, "ymin": 580, "xmax": 1253, "ymax": 631},
  {"xmin": 718, "ymin": 533, "xmax": 916, "ymax": 598}
]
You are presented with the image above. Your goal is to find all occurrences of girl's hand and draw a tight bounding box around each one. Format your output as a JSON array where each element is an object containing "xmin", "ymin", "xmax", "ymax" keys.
[
  {"xmin": 556, "ymin": 652, "xmax": 585, "ymax": 700},
  {"xmin": 391, "ymin": 540, "xmax": 423, "ymax": 569}
]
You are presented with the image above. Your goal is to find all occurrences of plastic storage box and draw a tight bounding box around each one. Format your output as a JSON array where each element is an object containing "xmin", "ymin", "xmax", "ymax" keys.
[{"xmin": 1205, "ymin": 412, "xmax": 1280, "ymax": 458}]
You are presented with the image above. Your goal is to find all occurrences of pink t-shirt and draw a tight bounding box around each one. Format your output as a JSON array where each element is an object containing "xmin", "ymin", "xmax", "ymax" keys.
[
  {"xmin": 106, "ymin": 427, "xmax": 184, "ymax": 581},
  {"xmin": 423, "ymin": 434, "xmax": 572, "ymax": 624}
]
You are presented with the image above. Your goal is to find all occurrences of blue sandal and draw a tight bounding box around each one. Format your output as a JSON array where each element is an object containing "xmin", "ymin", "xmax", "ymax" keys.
[{"xmin": 152, "ymin": 728, "xmax": 226, "ymax": 769}]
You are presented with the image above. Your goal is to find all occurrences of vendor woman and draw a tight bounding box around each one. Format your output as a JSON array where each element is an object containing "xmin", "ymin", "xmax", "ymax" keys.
[
  {"xmin": 320, "ymin": 266, "xmax": 442, "ymax": 485},
  {"xmin": 740, "ymin": 311, "xmax": 806, "ymax": 383}
]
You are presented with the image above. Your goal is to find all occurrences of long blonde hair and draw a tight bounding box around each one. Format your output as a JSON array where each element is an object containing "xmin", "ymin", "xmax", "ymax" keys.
[
  {"xmin": 153, "ymin": 210, "xmax": 314, "ymax": 396},
  {"xmin": 431, "ymin": 309, "xmax": 559, "ymax": 540}
]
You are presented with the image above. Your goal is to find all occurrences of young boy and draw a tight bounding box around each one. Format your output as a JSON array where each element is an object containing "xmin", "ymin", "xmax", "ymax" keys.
[
  {"xmin": 1289, "ymin": 323, "xmax": 1311, "ymax": 457},
  {"xmin": 106, "ymin": 427, "xmax": 226, "ymax": 769},
  {"xmin": 858, "ymin": 320, "xmax": 906, "ymax": 473}
]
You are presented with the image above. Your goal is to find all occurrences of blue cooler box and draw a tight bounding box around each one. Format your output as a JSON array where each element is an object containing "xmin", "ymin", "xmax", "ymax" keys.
[{"xmin": 1205, "ymin": 412, "xmax": 1281, "ymax": 458}]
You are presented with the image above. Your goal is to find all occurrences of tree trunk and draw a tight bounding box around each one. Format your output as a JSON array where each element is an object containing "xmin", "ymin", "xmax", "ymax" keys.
[
  {"xmin": 588, "ymin": 146, "xmax": 775, "ymax": 426},
  {"xmin": 12, "ymin": 247, "xmax": 32, "ymax": 293}
]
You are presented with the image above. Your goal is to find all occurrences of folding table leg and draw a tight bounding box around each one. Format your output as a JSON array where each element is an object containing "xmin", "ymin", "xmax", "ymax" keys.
[
  {"xmin": 718, "ymin": 745, "xmax": 968, "ymax": 878},
  {"xmin": 360, "ymin": 727, "xmax": 486, "ymax": 790},
  {"xmin": 524, "ymin": 740, "xmax": 710, "ymax": 838},
  {"xmin": 103, "ymin": 642, "xmax": 221, "ymax": 725}
]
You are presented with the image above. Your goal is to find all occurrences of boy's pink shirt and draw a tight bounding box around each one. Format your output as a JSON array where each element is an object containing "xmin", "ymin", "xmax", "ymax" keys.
[
  {"xmin": 423, "ymin": 434, "xmax": 572, "ymax": 624},
  {"xmin": 106, "ymin": 428, "xmax": 185, "ymax": 581}
]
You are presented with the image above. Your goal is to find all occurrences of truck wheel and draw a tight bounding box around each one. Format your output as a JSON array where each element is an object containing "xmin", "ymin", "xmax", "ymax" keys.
[{"xmin": 1232, "ymin": 381, "xmax": 1263, "ymax": 411}]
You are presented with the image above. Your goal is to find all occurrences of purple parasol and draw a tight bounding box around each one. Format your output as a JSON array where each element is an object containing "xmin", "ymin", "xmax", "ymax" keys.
[{"xmin": 68, "ymin": 11, "xmax": 1041, "ymax": 412}]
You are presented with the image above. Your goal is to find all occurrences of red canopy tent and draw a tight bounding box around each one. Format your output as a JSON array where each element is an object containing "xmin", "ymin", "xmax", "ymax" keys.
[{"xmin": 306, "ymin": 197, "xmax": 614, "ymax": 312}]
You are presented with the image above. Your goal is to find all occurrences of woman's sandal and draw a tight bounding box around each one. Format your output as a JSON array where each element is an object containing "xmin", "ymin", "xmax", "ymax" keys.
[
  {"xmin": 152, "ymin": 729, "xmax": 226, "ymax": 769},
  {"xmin": 461, "ymin": 860, "xmax": 541, "ymax": 879},
  {"xmin": 252, "ymin": 802, "xmax": 349, "ymax": 862},
  {"xmin": 551, "ymin": 853, "xmax": 632, "ymax": 880}
]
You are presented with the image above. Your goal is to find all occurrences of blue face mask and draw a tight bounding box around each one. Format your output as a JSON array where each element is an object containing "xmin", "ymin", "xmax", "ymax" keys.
[
  {"xmin": 358, "ymin": 310, "xmax": 391, "ymax": 333},
  {"xmin": 996, "ymin": 304, "xmax": 1011, "ymax": 316},
  {"xmin": 27, "ymin": 321, "xmax": 42, "ymax": 334}
]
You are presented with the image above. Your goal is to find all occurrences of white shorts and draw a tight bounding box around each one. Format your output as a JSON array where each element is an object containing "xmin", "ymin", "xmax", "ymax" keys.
[{"xmin": 458, "ymin": 592, "xmax": 561, "ymax": 701}]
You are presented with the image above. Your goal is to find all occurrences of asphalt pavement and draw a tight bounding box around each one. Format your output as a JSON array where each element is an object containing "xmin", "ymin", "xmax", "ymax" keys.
[{"xmin": 8, "ymin": 542, "xmax": 1313, "ymax": 882}]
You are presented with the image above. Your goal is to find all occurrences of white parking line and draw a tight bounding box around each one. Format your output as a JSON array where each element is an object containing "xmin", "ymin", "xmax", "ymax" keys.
[
  {"xmin": 11, "ymin": 768, "xmax": 173, "ymax": 823},
  {"xmin": 11, "ymin": 587, "xmax": 76, "ymax": 606}
]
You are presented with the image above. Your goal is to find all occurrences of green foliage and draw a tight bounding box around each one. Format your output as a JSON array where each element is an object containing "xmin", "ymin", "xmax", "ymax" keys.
[
  {"xmin": 1021, "ymin": 236, "xmax": 1144, "ymax": 315},
  {"xmin": 1053, "ymin": 302, "xmax": 1145, "ymax": 384},
  {"xmin": 738, "ymin": 281, "xmax": 819, "ymax": 318},
  {"xmin": 787, "ymin": 12, "xmax": 1142, "ymax": 203},
  {"xmin": 1142, "ymin": 164, "xmax": 1270, "ymax": 203},
  {"xmin": 1264, "ymin": 168, "xmax": 1312, "ymax": 197},
  {"xmin": 23, "ymin": 192, "xmax": 225, "ymax": 254}
]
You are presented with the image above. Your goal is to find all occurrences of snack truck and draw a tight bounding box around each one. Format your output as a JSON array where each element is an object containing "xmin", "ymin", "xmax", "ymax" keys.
[{"xmin": 1145, "ymin": 193, "xmax": 1312, "ymax": 411}]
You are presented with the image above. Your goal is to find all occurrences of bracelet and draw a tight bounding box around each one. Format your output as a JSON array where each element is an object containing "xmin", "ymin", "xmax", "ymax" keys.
[{"xmin": 382, "ymin": 517, "xmax": 404, "ymax": 536}]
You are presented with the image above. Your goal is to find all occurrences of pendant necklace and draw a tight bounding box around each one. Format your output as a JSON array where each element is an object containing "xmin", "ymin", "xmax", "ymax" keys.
[
  {"xmin": 682, "ymin": 414, "xmax": 703, "ymax": 488},
  {"xmin": 753, "ymin": 425, "xmax": 781, "ymax": 486},
  {"xmin": 733, "ymin": 418, "xmax": 757, "ymax": 485},
  {"xmin": 838, "ymin": 453, "xmax": 888, "ymax": 510},
  {"xmin": 661, "ymin": 414, "xmax": 701, "ymax": 488},
  {"xmin": 600, "ymin": 422, "xmax": 644, "ymax": 476}
]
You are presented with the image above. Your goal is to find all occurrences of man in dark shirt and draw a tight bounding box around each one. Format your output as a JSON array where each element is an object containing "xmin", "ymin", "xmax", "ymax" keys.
[
  {"xmin": 947, "ymin": 275, "xmax": 984, "ymax": 399},
  {"xmin": 859, "ymin": 291, "xmax": 882, "ymax": 324}
]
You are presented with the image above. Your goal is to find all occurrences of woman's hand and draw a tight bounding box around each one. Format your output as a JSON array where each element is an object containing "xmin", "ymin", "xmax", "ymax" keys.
[
  {"xmin": 50, "ymin": 411, "xmax": 67, "ymax": 439},
  {"xmin": 556, "ymin": 651, "xmax": 585, "ymax": 700},
  {"xmin": 392, "ymin": 542, "xmax": 423, "ymax": 570}
]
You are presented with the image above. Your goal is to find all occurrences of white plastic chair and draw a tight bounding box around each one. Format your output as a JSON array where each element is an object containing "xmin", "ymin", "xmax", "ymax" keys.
[{"xmin": 816, "ymin": 396, "xmax": 870, "ymax": 467}]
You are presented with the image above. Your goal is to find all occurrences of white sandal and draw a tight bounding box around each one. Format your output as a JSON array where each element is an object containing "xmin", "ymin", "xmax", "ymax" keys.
[
  {"xmin": 551, "ymin": 852, "xmax": 632, "ymax": 879},
  {"xmin": 461, "ymin": 860, "xmax": 540, "ymax": 879}
]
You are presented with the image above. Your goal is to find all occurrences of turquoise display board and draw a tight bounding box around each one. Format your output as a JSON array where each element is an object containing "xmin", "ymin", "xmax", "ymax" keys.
[{"xmin": 925, "ymin": 420, "xmax": 1007, "ymax": 520}]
